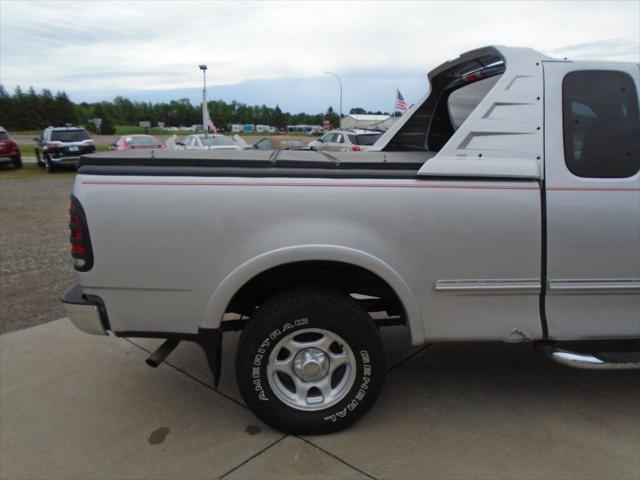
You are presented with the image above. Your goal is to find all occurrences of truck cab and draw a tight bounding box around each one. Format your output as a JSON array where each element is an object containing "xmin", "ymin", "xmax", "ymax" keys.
[{"xmin": 373, "ymin": 46, "xmax": 640, "ymax": 341}]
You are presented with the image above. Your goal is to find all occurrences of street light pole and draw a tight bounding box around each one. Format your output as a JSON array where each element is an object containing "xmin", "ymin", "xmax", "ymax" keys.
[
  {"xmin": 199, "ymin": 64, "xmax": 208, "ymax": 132},
  {"xmin": 325, "ymin": 71, "xmax": 342, "ymax": 124}
]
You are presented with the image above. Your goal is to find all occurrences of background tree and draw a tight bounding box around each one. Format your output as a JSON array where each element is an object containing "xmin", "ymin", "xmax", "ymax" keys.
[
  {"xmin": 273, "ymin": 104, "xmax": 285, "ymax": 131},
  {"xmin": 326, "ymin": 106, "xmax": 340, "ymax": 128},
  {"xmin": 0, "ymin": 84, "xmax": 375, "ymax": 132}
]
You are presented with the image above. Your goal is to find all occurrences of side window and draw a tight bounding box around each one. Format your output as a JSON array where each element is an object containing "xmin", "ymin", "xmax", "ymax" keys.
[
  {"xmin": 563, "ymin": 70, "xmax": 639, "ymax": 178},
  {"xmin": 335, "ymin": 134, "xmax": 344, "ymax": 144},
  {"xmin": 321, "ymin": 133, "xmax": 334, "ymax": 143},
  {"xmin": 256, "ymin": 139, "xmax": 271, "ymax": 149}
]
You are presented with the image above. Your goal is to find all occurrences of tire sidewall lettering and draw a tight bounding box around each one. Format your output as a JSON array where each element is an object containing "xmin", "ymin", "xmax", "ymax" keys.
[{"xmin": 323, "ymin": 348, "xmax": 372, "ymax": 423}]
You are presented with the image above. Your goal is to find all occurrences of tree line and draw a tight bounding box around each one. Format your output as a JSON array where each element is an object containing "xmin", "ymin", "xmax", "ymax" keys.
[{"xmin": 0, "ymin": 85, "xmax": 343, "ymax": 134}]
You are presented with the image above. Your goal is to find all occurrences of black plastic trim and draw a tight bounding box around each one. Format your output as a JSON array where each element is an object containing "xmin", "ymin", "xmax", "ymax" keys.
[
  {"xmin": 113, "ymin": 330, "xmax": 200, "ymax": 340},
  {"xmin": 539, "ymin": 64, "xmax": 549, "ymax": 340},
  {"xmin": 77, "ymin": 164, "xmax": 539, "ymax": 183},
  {"xmin": 79, "ymin": 164, "xmax": 421, "ymax": 179}
]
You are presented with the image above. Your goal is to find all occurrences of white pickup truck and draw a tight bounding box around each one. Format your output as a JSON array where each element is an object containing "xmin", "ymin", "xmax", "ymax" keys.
[{"xmin": 63, "ymin": 46, "xmax": 640, "ymax": 434}]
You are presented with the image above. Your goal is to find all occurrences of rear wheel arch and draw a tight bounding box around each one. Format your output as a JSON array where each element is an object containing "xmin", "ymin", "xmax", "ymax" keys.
[{"xmin": 200, "ymin": 245, "xmax": 424, "ymax": 345}]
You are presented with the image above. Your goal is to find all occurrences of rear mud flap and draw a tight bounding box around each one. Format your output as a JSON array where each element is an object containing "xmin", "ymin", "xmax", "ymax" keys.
[{"xmin": 143, "ymin": 329, "xmax": 223, "ymax": 387}]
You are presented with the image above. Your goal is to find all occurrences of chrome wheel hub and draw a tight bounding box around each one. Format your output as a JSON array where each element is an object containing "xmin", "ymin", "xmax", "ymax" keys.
[
  {"xmin": 267, "ymin": 328, "xmax": 356, "ymax": 411},
  {"xmin": 293, "ymin": 347, "xmax": 330, "ymax": 382}
]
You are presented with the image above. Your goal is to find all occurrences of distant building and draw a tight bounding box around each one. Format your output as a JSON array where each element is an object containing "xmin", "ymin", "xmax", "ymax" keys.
[{"xmin": 340, "ymin": 114, "xmax": 393, "ymax": 130}]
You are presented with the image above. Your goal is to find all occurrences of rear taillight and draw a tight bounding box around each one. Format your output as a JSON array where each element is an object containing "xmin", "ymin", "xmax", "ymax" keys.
[
  {"xmin": 69, "ymin": 195, "xmax": 93, "ymax": 271},
  {"xmin": 351, "ymin": 145, "xmax": 361, "ymax": 152}
]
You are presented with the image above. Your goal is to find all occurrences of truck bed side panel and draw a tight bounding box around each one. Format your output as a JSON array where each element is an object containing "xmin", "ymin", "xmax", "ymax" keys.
[{"xmin": 74, "ymin": 175, "xmax": 542, "ymax": 343}]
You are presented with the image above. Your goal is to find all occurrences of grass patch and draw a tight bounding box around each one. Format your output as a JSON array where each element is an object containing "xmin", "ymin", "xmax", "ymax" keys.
[
  {"xmin": 16, "ymin": 144, "xmax": 110, "ymax": 156},
  {"xmin": 7, "ymin": 130, "xmax": 41, "ymax": 136},
  {"xmin": 115, "ymin": 126, "xmax": 192, "ymax": 136}
]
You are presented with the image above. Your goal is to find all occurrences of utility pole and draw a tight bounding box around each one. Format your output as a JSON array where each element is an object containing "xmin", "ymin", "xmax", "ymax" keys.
[
  {"xmin": 199, "ymin": 64, "xmax": 208, "ymax": 132},
  {"xmin": 325, "ymin": 71, "xmax": 342, "ymax": 124}
]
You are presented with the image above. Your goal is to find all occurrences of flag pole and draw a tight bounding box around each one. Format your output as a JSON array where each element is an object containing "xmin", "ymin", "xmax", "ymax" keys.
[{"xmin": 393, "ymin": 88, "xmax": 398, "ymax": 123}]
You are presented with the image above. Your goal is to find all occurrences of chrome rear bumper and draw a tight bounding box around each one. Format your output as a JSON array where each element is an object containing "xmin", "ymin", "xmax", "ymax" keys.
[{"xmin": 62, "ymin": 285, "xmax": 108, "ymax": 336}]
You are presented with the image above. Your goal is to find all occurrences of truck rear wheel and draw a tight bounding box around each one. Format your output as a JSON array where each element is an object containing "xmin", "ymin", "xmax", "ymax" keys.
[{"xmin": 236, "ymin": 289, "xmax": 385, "ymax": 434}]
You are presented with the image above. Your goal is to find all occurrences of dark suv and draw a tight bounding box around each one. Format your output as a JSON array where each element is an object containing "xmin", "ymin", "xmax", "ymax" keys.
[{"xmin": 35, "ymin": 126, "xmax": 96, "ymax": 172}]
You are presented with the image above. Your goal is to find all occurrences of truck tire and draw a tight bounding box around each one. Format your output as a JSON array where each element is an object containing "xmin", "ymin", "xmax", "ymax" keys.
[
  {"xmin": 12, "ymin": 155, "xmax": 22, "ymax": 169},
  {"xmin": 236, "ymin": 288, "xmax": 385, "ymax": 434}
]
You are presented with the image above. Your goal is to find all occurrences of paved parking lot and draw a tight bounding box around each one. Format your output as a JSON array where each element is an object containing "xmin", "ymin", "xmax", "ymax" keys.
[{"xmin": 1, "ymin": 319, "xmax": 638, "ymax": 479}]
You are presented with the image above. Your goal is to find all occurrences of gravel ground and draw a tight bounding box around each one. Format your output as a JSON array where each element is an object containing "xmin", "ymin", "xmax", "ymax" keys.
[{"xmin": 0, "ymin": 163, "xmax": 76, "ymax": 334}]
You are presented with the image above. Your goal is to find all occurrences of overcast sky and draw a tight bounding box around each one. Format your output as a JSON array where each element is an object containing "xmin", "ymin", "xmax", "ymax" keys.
[{"xmin": 1, "ymin": 0, "xmax": 638, "ymax": 113}]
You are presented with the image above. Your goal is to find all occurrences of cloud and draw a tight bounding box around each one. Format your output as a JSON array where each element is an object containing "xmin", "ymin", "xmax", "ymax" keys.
[
  {"xmin": 545, "ymin": 38, "xmax": 640, "ymax": 62},
  {"xmin": 1, "ymin": 0, "xmax": 638, "ymax": 111}
]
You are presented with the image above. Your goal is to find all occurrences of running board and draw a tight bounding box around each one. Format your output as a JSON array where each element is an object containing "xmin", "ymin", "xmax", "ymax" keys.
[{"xmin": 539, "ymin": 345, "xmax": 640, "ymax": 370}]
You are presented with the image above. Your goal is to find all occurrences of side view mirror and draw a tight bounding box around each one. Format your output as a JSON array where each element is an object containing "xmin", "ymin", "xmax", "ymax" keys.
[
  {"xmin": 176, "ymin": 141, "xmax": 184, "ymax": 146},
  {"xmin": 33, "ymin": 137, "xmax": 40, "ymax": 142},
  {"xmin": 317, "ymin": 138, "xmax": 323, "ymax": 143}
]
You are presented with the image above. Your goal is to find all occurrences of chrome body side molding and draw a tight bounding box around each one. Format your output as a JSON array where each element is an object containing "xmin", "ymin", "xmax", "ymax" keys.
[
  {"xmin": 435, "ymin": 279, "xmax": 541, "ymax": 293},
  {"xmin": 548, "ymin": 279, "xmax": 640, "ymax": 293}
]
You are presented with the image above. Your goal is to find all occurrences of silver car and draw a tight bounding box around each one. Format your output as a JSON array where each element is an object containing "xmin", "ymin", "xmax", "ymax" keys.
[
  {"xmin": 310, "ymin": 129, "xmax": 382, "ymax": 152},
  {"xmin": 178, "ymin": 134, "xmax": 241, "ymax": 151}
]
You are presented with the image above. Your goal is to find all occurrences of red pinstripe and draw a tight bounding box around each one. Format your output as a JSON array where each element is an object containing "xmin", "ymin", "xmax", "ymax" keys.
[{"xmin": 81, "ymin": 179, "xmax": 639, "ymax": 192}]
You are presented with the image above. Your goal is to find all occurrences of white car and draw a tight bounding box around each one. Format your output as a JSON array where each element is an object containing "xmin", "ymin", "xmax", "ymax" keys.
[
  {"xmin": 177, "ymin": 134, "xmax": 241, "ymax": 151},
  {"xmin": 309, "ymin": 129, "xmax": 382, "ymax": 152}
]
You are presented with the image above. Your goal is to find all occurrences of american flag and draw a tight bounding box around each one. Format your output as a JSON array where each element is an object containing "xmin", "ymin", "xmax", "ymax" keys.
[{"xmin": 395, "ymin": 90, "xmax": 409, "ymax": 112}]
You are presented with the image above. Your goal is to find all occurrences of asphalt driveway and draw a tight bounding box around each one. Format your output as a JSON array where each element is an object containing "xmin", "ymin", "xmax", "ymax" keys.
[{"xmin": 1, "ymin": 320, "xmax": 638, "ymax": 480}]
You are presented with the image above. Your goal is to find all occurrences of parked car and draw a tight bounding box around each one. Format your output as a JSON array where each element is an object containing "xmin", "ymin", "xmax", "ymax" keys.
[
  {"xmin": 253, "ymin": 135, "xmax": 307, "ymax": 150},
  {"xmin": 63, "ymin": 45, "xmax": 640, "ymax": 435},
  {"xmin": 34, "ymin": 126, "xmax": 95, "ymax": 172},
  {"xmin": 0, "ymin": 127, "xmax": 22, "ymax": 169},
  {"xmin": 309, "ymin": 129, "xmax": 382, "ymax": 152},
  {"xmin": 176, "ymin": 134, "xmax": 241, "ymax": 151},
  {"xmin": 109, "ymin": 135, "xmax": 165, "ymax": 151},
  {"xmin": 306, "ymin": 126, "xmax": 325, "ymax": 136}
]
